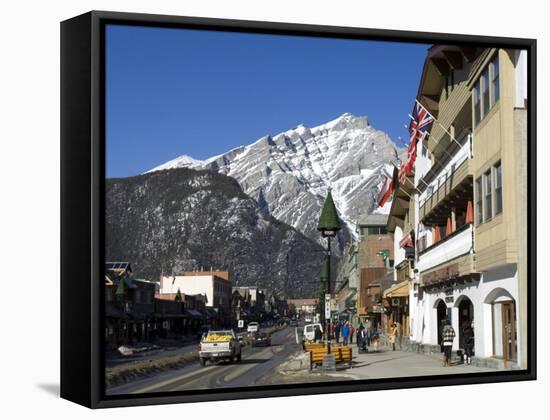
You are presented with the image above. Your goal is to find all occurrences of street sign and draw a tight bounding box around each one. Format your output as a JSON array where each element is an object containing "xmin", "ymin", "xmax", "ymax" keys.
[
  {"xmin": 238, "ymin": 320, "xmax": 244, "ymax": 328},
  {"xmin": 325, "ymin": 294, "xmax": 331, "ymax": 319}
]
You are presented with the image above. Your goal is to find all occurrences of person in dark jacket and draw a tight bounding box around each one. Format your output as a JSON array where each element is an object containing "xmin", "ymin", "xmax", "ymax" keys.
[
  {"xmin": 314, "ymin": 325, "xmax": 323, "ymax": 343},
  {"xmin": 357, "ymin": 323, "xmax": 367, "ymax": 352},
  {"xmin": 334, "ymin": 322, "xmax": 341, "ymax": 344},
  {"xmin": 463, "ymin": 321, "xmax": 475, "ymax": 365}
]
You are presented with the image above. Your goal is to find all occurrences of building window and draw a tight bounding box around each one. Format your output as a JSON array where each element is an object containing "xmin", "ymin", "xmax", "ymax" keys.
[
  {"xmin": 482, "ymin": 68, "xmax": 490, "ymax": 117},
  {"xmin": 474, "ymin": 53, "xmax": 500, "ymax": 126},
  {"xmin": 475, "ymin": 177, "xmax": 483, "ymax": 224},
  {"xmin": 474, "ymin": 82, "xmax": 481, "ymax": 126},
  {"xmin": 484, "ymin": 169, "xmax": 493, "ymax": 221},
  {"xmin": 494, "ymin": 161, "xmax": 503, "ymax": 215},
  {"xmin": 367, "ymin": 226, "xmax": 387, "ymax": 235},
  {"xmin": 491, "ymin": 55, "xmax": 500, "ymax": 105}
]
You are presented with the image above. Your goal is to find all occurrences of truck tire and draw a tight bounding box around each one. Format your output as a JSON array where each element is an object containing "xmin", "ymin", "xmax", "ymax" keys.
[{"xmin": 199, "ymin": 357, "xmax": 206, "ymax": 367}]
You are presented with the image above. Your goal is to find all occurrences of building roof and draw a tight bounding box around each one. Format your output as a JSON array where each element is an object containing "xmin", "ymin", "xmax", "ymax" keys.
[
  {"xmin": 357, "ymin": 213, "xmax": 388, "ymax": 227},
  {"xmin": 105, "ymin": 262, "xmax": 132, "ymax": 274},
  {"xmin": 179, "ymin": 271, "xmax": 231, "ymax": 282}
]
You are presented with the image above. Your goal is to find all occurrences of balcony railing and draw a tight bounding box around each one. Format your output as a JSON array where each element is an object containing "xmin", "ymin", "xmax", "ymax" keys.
[
  {"xmin": 417, "ymin": 223, "xmax": 473, "ymax": 273},
  {"xmin": 419, "ymin": 136, "xmax": 472, "ymax": 222}
]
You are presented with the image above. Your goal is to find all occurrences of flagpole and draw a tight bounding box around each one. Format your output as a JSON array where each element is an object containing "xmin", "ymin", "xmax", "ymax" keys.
[
  {"xmin": 413, "ymin": 99, "xmax": 463, "ymax": 149},
  {"xmin": 404, "ymin": 118, "xmax": 463, "ymax": 188}
]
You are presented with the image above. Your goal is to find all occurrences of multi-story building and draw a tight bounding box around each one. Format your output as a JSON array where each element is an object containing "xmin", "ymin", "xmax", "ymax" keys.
[
  {"xmin": 160, "ymin": 270, "xmax": 232, "ymax": 321},
  {"xmin": 232, "ymin": 286, "xmax": 266, "ymax": 321},
  {"xmin": 385, "ymin": 163, "xmax": 417, "ymax": 343},
  {"xmin": 355, "ymin": 214, "xmax": 394, "ymax": 327},
  {"xmin": 334, "ymin": 241, "xmax": 359, "ymax": 321},
  {"xmin": 409, "ymin": 46, "xmax": 528, "ymax": 368},
  {"xmin": 104, "ymin": 262, "xmax": 156, "ymax": 348},
  {"xmin": 287, "ymin": 298, "xmax": 318, "ymax": 319}
]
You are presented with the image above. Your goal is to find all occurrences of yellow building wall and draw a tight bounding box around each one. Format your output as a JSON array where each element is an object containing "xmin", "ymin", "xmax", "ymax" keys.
[{"xmin": 472, "ymin": 49, "xmax": 519, "ymax": 271}]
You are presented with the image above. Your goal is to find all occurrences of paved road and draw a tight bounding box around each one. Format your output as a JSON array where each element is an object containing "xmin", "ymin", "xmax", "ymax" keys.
[{"xmin": 107, "ymin": 326, "xmax": 299, "ymax": 395}]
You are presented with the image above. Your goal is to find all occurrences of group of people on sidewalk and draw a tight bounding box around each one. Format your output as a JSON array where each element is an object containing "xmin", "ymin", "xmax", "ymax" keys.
[
  {"xmin": 318, "ymin": 317, "xmax": 475, "ymax": 367},
  {"xmin": 330, "ymin": 321, "xmax": 381, "ymax": 353},
  {"xmin": 440, "ymin": 319, "xmax": 475, "ymax": 366},
  {"xmin": 331, "ymin": 321, "xmax": 355, "ymax": 345}
]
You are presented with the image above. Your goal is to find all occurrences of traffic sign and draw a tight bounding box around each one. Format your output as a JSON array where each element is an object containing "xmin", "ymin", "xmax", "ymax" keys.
[{"xmin": 325, "ymin": 294, "xmax": 331, "ymax": 318}]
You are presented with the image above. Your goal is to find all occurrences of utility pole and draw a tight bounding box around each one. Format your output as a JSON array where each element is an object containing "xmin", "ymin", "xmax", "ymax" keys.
[{"xmin": 317, "ymin": 188, "xmax": 341, "ymax": 370}]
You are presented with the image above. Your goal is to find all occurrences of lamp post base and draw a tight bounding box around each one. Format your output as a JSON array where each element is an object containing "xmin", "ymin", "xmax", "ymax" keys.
[{"xmin": 322, "ymin": 353, "xmax": 336, "ymax": 371}]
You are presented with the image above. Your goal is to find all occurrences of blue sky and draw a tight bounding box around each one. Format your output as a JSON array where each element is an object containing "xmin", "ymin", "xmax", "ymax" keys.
[{"xmin": 106, "ymin": 24, "xmax": 429, "ymax": 178}]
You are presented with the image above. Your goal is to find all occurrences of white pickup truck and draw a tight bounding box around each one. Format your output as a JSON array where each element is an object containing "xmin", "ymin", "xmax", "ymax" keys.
[
  {"xmin": 199, "ymin": 330, "xmax": 242, "ymax": 366},
  {"xmin": 247, "ymin": 322, "xmax": 259, "ymax": 334}
]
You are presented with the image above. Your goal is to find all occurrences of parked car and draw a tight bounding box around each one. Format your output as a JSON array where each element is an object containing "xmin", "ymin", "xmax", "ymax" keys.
[
  {"xmin": 199, "ymin": 330, "xmax": 242, "ymax": 366},
  {"xmin": 303, "ymin": 323, "xmax": 323, "ymax": 342},
  {"xmin": 250, "ymin": 332, "xmax": 271, "ymax": 347},
  {"xmin": 247, "ymin": 322, "xmax": 259, "ymax": 334}
]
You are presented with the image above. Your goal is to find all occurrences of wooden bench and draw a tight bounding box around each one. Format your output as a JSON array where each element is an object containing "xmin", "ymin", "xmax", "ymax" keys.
[
  {"xmin": 303, "ymin": 342, "xmax": 325, "ymax": 352},
  {"xmin": 309, "ymin": 345, "xmax": 353, "ymax": 369}
]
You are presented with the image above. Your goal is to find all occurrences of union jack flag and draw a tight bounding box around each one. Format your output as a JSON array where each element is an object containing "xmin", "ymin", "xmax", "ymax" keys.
[
  {"xmin": 400, "ymin": 100, "xmax": 435, "ymax": 184},
  {"xmin": 409, "ymin": 100, "xmax": 435, "ymax": 143}
]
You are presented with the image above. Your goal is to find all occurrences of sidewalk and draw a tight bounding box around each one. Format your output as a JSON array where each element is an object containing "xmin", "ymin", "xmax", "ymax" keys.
[{"xmin": 329, "ymin": 345, "xmax": 498, "ymax": 380}]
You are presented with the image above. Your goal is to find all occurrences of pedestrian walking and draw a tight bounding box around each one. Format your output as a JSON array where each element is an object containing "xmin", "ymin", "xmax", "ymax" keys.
[
  {"xmin": 372, "ymin": 332, "xmax": 379, "ymax": 352},
  {"xmin": 389, "ymin": 323, "xmax": 398, "ymax": 351},
  {"xmin": 366, "ymin": 327, "xmax": 372, "ymax": 347},
  {"xmin": 334, "ymin": 322, "xmax": 341, "ymax": 344},
  {"xmin": 349, "ymin": 324, "xmax": 355, "ymax": 344},
  {"xmin": 463, "ymin": 321, "xmax": 475, "ymax": 365},
  {"xmin": 341, "ymin": 322, "xmax": 350, "ymax": 345},
  {"xmin": 441, "ymin": 319, "xmax": 456, "ymax": 366},
  {"xmin": 357, "ymin": 323, "xmax": 367, "ymax": 352}
]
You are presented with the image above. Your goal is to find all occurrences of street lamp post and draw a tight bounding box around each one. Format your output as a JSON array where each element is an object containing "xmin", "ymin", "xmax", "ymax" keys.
[{"xmin": 317, "ymin": 188, "xmax": 341, "ymax": 361}]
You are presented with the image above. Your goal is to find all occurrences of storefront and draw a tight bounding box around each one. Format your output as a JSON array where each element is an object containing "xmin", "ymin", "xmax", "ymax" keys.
[{"xmin": 383, "ymin": 280, "xmax": 410, "ymax": 346}]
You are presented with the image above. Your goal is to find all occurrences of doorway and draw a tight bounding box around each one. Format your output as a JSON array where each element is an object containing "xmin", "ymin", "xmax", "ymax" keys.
[
  {"xmin": 436, "ymin": 300, "xmax": 447, "ymax": 351},
  {"xmin": 492, "ymin": 300, "xmax": 517, "ymax": 362},
  {"xmin": 458, "ymin": 297, "xmax": 474, "ymax": 349}
]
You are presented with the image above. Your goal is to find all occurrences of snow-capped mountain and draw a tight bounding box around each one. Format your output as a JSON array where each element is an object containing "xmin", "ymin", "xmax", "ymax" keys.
[
  {"xmin": 106, "ymin": 168, "xmax": 326, "ymax": 298},
  {"xmin": 149, "ymin": 113, "xmax": 404, "ymax": 248}
]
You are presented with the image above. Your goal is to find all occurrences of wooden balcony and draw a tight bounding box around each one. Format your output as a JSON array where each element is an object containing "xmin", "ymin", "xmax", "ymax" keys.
[{"xmin": 419, "ymin": 158, "xmax": 473, "ymax": 225}]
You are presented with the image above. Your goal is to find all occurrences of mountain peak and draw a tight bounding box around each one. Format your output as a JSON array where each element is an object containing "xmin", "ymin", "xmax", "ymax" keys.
[
  {"xmin": 311, "ymin": 113, "xmax": 369, "ymax": 133},
  {"xmin": 147, "ymin": 154, "xmax": 205, "ymax": 173}
]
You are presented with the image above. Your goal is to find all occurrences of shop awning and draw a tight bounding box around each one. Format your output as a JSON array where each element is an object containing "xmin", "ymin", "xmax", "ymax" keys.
[
  {"xmin": 186, "ymin": 309, "xmax": 204, "ymax": 319},
  {"xmin": 202, "ymin": 308, "xmax": 218, "ymax": 318},
  {"xmin": 383, "ymin": 280, "xmax": 410, "ymax": 298}
]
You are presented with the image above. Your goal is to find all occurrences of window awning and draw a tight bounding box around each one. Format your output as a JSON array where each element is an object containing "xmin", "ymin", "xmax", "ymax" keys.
[{"xmin": 383, "ymin": 280, "xmax": 410, "ymax": 298}]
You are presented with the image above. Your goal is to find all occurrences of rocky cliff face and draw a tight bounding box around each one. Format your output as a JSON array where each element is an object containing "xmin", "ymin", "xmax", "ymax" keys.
[
  {"xmin": 150, "ymin": 113, "xmax": 404, "ymax": 252},
  {"xmin": 106, "ymin": 168, "xmax": 326, "ymax": 298}
]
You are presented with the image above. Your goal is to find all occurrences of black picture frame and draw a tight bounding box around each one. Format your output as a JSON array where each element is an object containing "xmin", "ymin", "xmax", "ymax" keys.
[{"xmin": 60, "ymin": 10, "xmax": 537, "ymax": 409}]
